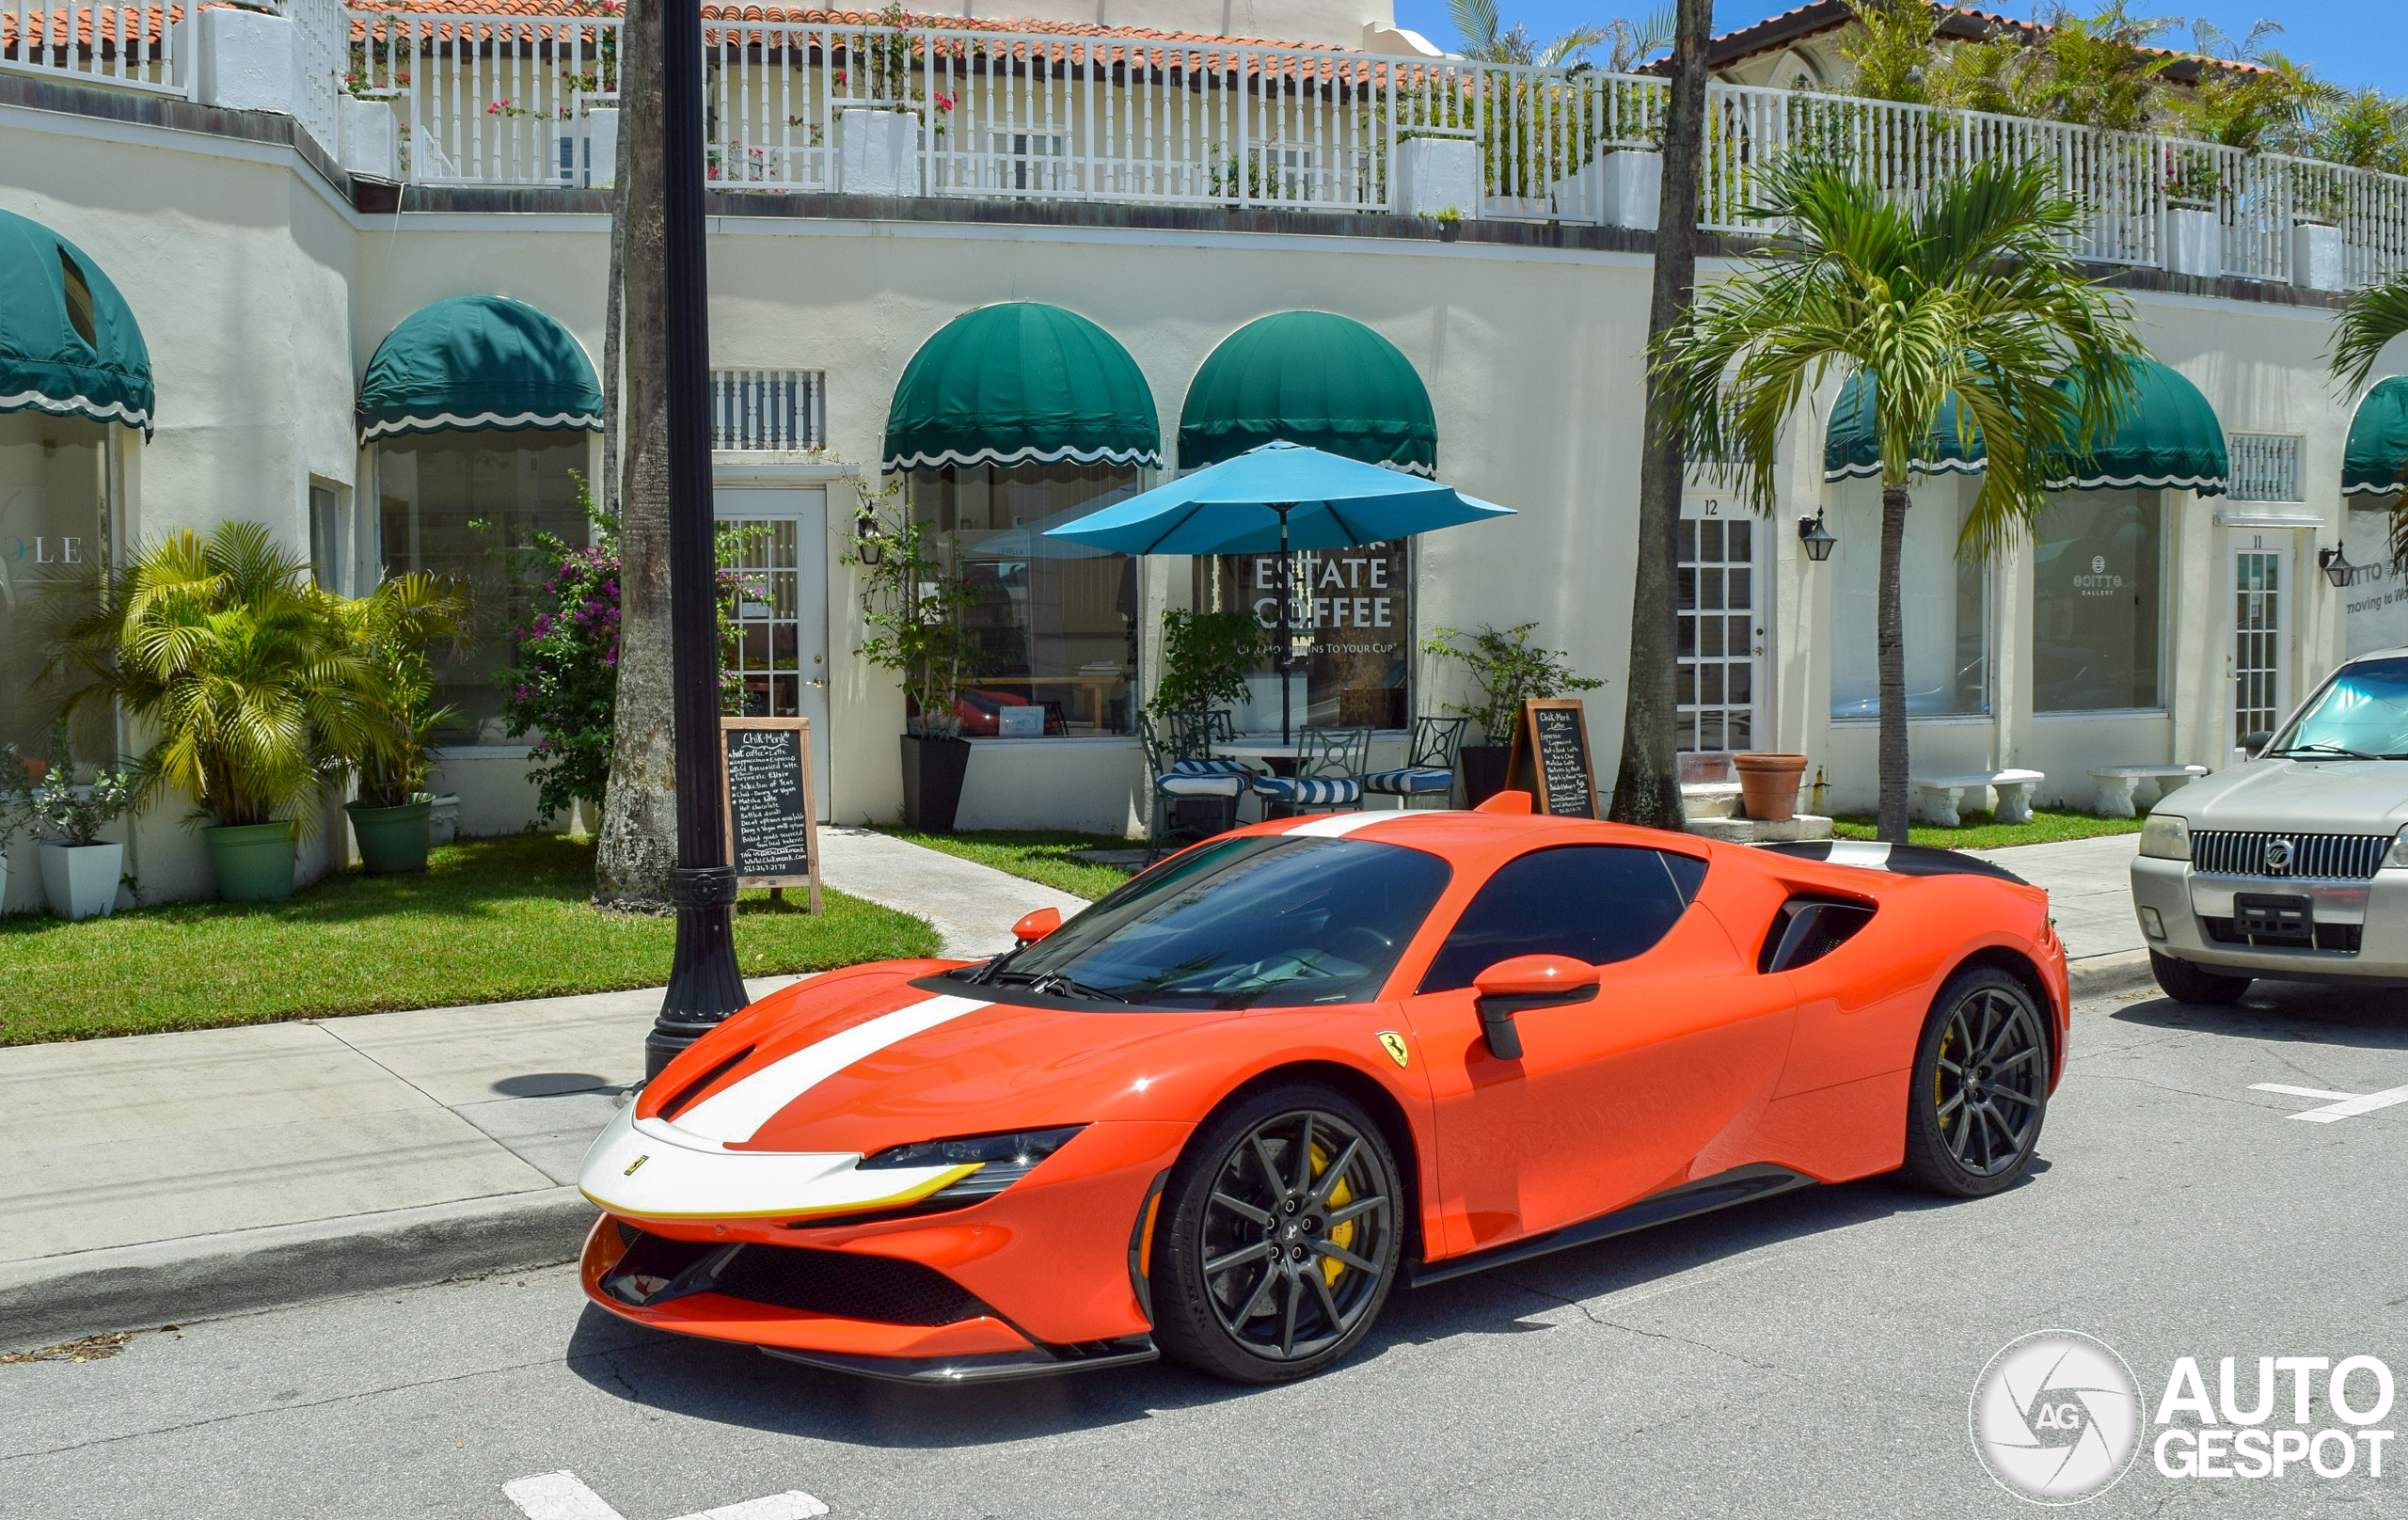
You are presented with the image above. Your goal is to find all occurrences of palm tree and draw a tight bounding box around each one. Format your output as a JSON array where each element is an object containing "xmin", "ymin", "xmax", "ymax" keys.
[
  {"xmin": 1606, "ymin": 0, "xmax": 1712, "ymax": 834},
  {"xmin": 1448, "ymin": 0, "xmax": 1671, "ymax": 71},
  {"xmin": 1655, "ymin": 157, "xmax": 2146, "ymax": 841},
  {"xmin": 2330, "ymin": 271, "xmax": 2408, "ymax": 554},
  {"xmin": 596, "ymin": 0, "xmax": 679, "ymax": 912}
]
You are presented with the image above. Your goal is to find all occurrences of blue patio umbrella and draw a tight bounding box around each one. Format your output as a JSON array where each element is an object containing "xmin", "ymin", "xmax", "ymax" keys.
[{"xmin": 1044, "ymin": 440, "xmax": 1514, "ymax": 739}]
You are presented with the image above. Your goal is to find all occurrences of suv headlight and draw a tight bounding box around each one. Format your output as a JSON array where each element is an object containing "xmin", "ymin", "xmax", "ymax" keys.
[
  {"xmin": 858, "ymin": 1125, "xmax": 1086, "ymax": 1201},
  {"xmin": 2387, "ymin": 827, "xmax": 2408, "ymax": 869},
  {"xmin": 2138, "ymin": 813, "xmax": 2192, "ymax": 861}
]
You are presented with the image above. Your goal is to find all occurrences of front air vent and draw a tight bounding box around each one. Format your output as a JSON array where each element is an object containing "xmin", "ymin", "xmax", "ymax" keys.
[
  {"xmin": 709, "ymin": 1243, "xmax": 992, "ymax": 1326},
  {"xmin": 657, "ymin": 1044, "xmax": 757, "ymax": 1121},
  {"xmin": 1759, "ymin": 895, "xmax": 1876, "ymax": 974}
]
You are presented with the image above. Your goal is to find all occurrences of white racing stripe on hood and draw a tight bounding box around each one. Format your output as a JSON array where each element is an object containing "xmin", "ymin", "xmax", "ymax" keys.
[
  {"xmin": 672, "ymin": 992, "xmax": 990, "ymax": 1145},
  {"xmin": 1825, "ymin": 841, "xmax": 1893, "ymax": 870}
]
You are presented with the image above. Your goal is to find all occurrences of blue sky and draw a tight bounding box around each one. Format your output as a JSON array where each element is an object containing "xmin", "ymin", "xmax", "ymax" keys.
[{"xmin": 1389, "ymin": 2, "xmax": 2408, "ymax": 93}]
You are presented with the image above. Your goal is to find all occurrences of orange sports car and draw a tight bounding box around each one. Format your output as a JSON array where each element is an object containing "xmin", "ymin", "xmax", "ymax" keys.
[{"xmin": 577, "ymin": 798, "xmax": 2067, "ymax": 1385}]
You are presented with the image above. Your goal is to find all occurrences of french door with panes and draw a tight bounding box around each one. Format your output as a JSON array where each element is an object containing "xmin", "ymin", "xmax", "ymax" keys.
[
  {"xmin": 1676, "ymin": 498, "xmax": 1763, "ymax": 753},
  {"xmin": 715, "ymin": 484, "xmax": 832, "ymax": 818},
  {"xmin": 2230, "ymin": 538, "xmax": 2290, "ymax": 749}
]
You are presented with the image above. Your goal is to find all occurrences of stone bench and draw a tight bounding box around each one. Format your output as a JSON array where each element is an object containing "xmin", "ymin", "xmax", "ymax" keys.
[
  {"xmin": 1911, "ymin": 768, "xmax": 2045, "ymax": 828},
  {"xmin": 2090, "ymin": 763, "xmax": 2208, "ymax": 819}
]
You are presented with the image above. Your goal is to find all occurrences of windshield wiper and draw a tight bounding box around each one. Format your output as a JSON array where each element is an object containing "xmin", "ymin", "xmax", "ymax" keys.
[
  {"xmin": 989, "ymin": 969, "xmax": 1129, "ymax": 1003},
  {"xmin": 2268, "ymin": 742, "xmax": 2380, "ymax": 760}
]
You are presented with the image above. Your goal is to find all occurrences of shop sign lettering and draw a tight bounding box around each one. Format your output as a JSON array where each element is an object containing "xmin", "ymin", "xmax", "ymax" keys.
[
  {"xmin": 1249, "ymin": 548, "xmax": 1399, "ymax": 638},
  {"xmin": 2073, "ymin": 551, "xmax": 2125, "ymax": 597}
]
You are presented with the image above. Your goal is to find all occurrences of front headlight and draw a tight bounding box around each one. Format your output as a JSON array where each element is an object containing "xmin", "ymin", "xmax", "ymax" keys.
[
  {"xmin": 2386, "ymin": 827, "xmax": 2408, "ymax": 869},
  {"xmin": 858, "ymin": 1125, "xmax": 1086, "ymax": 1201},
  {"xmin": 2138, "ymin": 813, "xmax": 2192, "ymax": 861}
]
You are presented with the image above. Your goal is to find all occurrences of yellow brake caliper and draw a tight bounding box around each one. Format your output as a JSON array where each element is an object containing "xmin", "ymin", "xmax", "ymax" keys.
[
  {"xmin": 1313, "ymin": 1141, "xmax": 1355, "ymax": 1288},
  {"xmin": 1936, "ymin": 1026, "xmax": 1956, "ymax": 1133}
]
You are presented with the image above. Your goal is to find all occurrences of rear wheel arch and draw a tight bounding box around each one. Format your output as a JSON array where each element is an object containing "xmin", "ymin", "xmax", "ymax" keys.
[{"xmin": 1945, "ymin": 946, "xmax": 2060, "ymax": 1081}]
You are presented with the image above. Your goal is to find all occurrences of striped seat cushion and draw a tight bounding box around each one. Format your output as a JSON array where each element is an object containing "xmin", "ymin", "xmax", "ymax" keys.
[
  {"xmin": 1362, "ymin": 767, "xmax": 1453, "ymax": 796},
  {"xmin": 1170, "ymin": 756, "xmax": 1259, "ymax": 777},
  {"xmin": 1250, "ymin": 775, "xmax": 1362, "ymax": 807},
  {"xmin": 1157, "ymin": 771, "xmax": 1245, "ymax": 799}
]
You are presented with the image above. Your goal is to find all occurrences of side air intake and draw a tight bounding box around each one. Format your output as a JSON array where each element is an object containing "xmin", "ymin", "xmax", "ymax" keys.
[{"xmin": 1759, "ymin": 895, "xmax": 1876, "ymax": 974}]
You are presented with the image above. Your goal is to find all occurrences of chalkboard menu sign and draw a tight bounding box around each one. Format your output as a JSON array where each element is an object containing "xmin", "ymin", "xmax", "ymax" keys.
[
  {"xmin": 720, "ymin": 717, "xmax": 823, "ymax": 911},
  {"xmin": 1506, "ymin": 699, "xmax": 1597, "ymax": 818}
]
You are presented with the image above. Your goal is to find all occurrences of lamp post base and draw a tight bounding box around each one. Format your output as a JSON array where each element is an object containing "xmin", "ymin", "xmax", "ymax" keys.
[{"xmin": 645, "ymin": 863, "xmax": 747, "ymax": 1080}]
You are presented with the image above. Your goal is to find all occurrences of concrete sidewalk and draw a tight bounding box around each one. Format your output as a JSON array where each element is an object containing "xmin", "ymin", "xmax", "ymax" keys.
[
  {"xmin": 0, "ymin": 831, "xmax": 1083, "ymax": 1351},
  {"xmin": 1971, "ymin": 831, "xmax": 2151, "ymax": 993}
]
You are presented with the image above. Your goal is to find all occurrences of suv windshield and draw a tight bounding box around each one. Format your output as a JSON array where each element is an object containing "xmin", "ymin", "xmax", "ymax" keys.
[
  {"xmin": 963, "ymin": 834, "xmax": 1452, "ymax": 1008},
  {"xmin": 2268, "ymin": 657, "xmax": 2408, "ymax": 759}
]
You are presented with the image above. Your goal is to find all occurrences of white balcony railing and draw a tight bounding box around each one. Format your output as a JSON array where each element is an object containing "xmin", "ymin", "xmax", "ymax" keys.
[{"xmin": 3, "ymin": 0, "xmax": 191, "ymax": 97}]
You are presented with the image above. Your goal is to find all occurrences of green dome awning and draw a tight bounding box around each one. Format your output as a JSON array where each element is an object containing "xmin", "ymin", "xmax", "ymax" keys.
[
  {"xmin": 1179, "ymin": 311, "xmax": 1437, "ymax": 476},
  {"xmin": 358, "ymin": 294, "xmax": 603, "ymax": 441},
  {"xmin": 883, "ymin": 302, "xmax": 1160, "ymax": 471},
  {"xmin": 2344, "ymin": 377, "xmax": 2408, "ymax": 497},
  {"xmin": 0, "ymin": 208, "xmax": 153, "ymax": 435},
  {"xmin": 1821, "ymin": 371, "xmax": 1986, "ymax": 482},
  {"xmin": 2044, "ymin": 355, "xmax": 2227, "ymax": 496}
]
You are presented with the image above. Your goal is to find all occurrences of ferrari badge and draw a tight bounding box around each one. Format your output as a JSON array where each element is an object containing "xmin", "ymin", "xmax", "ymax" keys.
[
  {"xmin": 1376, "ymin": 1032, "xmax": 1411, "ymax": 1069},
  {"xmin": 624, "ymin": 1154, "xmax": 650, "ymax": 1177}
]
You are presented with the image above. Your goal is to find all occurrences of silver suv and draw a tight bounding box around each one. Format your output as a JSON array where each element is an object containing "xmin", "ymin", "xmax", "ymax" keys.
[{"xmin": 2131, "ymin": 649, "xmax": 2408, "ymax": 1003}]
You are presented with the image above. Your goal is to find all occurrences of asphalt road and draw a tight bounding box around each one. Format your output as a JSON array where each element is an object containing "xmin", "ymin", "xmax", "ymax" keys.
[{"xmin": 8, "ymin": 978, "xmax": 2408, "ymax": 1520}]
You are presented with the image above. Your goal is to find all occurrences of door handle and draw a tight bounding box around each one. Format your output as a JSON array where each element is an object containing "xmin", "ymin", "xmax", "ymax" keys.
[{"xmin": 807, "ymin": 678, "xmax": 827, "ymax": 689}]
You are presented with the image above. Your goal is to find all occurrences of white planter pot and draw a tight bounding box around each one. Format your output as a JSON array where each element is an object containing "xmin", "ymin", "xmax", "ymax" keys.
[
  {"xmin": 582, "ymin": 107, "xmax": 620, "ymax": 190},
  {"xmin": 834, "ymin": 108, "xmax": 917, "ymax": 196},
  {"xmin": 2291, "ymin": 220, "xmax": 2344, "ymax": 292},
  {"xmin": 1552, "ymin": 150, "xmax": 1659, "ymax": 230},
  {"xmin": 337, "ymin": 96, "xmax": 400, "ymax": 182},
  {"xmin": 2163, "ymin": 205, "xmax": 2220, "ymax": 277},
  {"xmin": 1392, "ymin": 135, "xmax": 1480, "ymax": 220},
  {"xmin": 196, "ymin": 6, "xmax": 297, "ymax": 116},
  {"xmin": 429, "ymin": 794, "xmax": 461, "ymax": 847},
  {"xmin": 40, "ymin": 841, "xmax": 122, "ymax": 922}
]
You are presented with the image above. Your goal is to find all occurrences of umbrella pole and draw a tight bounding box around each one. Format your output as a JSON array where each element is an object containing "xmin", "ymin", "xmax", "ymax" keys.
[{"xmin": 1275, "ymin": 505, "xmax": 1293, "ymax": 745}]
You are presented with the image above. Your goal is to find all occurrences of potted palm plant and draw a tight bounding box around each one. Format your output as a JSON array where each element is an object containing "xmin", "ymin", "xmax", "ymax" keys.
[
  {"xmin": 338, "ymin": 571, "xmax": 466, "ymax": 875},
  {"xmin": 848, "ymin": 496, "xmax": 980, "ymax": 831},
  {"xmin": 1421, "ymin": 623, "xmax": 1604, "ymax": 804},
  {"xmin": 48, "ymin": 522, "xmax": 381, "ymax": 902},
  {"xmin": 25, "ymin": 733, "xmax": 136, "ymax": 921}
]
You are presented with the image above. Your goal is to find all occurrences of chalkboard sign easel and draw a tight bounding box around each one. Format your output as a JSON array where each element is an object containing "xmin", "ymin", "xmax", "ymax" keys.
[
  {"xmin": 719, "ymin": 716, "xmax": 823, "ymax": 913},
  {"xmin": 1504, "ymin": 699, "xmax": 1597, "ymax": 818}
]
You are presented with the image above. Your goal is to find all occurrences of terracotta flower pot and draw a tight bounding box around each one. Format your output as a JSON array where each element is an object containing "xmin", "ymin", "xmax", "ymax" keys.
[{"xmin": 1734, "ymin": 752, "xmax": 1809, "ymax": 822}]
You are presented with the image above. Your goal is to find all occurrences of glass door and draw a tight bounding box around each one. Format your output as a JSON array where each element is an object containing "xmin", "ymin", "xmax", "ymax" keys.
[
  {"xmin": 1676, "ymin": 497, "xmax": 1762, "ymax": 754},
  {"xmin": 2230, "ymin": 538, "xmax": 2290, "ymax": 749},
  {"xmin": 715, "ymin": 484, "xmax": 831, "ymax": 818}
]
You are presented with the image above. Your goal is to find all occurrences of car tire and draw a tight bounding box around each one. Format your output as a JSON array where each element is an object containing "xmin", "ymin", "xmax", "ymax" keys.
[
  {"xmin": 1149, "ymin": 1083, "xmax": 1402, "ymax": 1385},
  {"xmin": 2147, "ymin": 950, "xmax": 2251, "ymax": 1005},
  {"xmin": 1901, "ymin": 968, "xmax": 2051, "ymax": 1199}
]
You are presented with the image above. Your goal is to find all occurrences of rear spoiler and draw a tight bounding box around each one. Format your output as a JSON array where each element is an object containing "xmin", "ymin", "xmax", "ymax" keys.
[{"xmin": 1758, "ymin": 840, "xmax": 2029, "ymax": 886}]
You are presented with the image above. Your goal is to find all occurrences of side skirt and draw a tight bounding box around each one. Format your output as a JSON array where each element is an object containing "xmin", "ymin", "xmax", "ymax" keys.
[{"xmin": 1402, "ymin": 1164, "xmax": 1818, "ymax": 1289}]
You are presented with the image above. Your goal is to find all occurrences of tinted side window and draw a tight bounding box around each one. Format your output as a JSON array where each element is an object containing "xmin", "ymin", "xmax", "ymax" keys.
[{"xmin": 1418, "ymin": 846, "xmax": 1703, "ymax": 993}]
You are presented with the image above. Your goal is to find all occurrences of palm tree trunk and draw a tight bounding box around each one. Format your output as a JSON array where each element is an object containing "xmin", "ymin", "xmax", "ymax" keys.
[
  {"xmin": 599, "ymin": 44, "xmax": 632, "ymax": 516},
  {"xmin": 1877, "ymin": 483, "xmax": 1911, "ymax": 843},
  {"xmin": 1607, "ymin": 0, "xmax": 1711, "ymax": 832},
  {"xmin": 594, "ymin": 0, "xmax": 677, "ymax": 911}
]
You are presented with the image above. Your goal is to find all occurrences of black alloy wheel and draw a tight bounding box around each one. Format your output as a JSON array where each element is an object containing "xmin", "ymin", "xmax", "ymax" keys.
[
  {"xmin": 1902, "ymin": 968, "xmax": 2051, "ymax": 1198},
  {"xmin": 1150, "ymin": 1085, "xmax": 1402, "ymax": 1384}
]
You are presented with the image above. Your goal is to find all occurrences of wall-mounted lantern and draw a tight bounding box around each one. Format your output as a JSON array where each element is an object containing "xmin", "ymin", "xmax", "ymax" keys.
[{"xmin": 1797, "ymin": 510, "xmax": 1837, "ymax": 563}]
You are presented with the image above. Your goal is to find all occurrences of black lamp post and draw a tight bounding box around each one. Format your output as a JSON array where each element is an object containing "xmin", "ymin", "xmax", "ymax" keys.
[
  {"xmin": 2320, "ymin": 545, "xmax": 2361, "ymax": 589},
  {"xmin": 1797, "ymin": 510, "xmax": 1837, "ymax": 563},
  {"xmin": 644, "ymin": 0, "xmax": 748, "ymax": 1080}
]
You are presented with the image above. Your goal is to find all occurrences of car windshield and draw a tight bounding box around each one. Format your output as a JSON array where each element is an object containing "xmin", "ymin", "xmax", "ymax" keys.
[
  {"xmin": 966, "ymin": 834, "xmax": 1452, "ymax": 1008},
  {"xmin": 2268, "ymin": 657, "xmax": 2408, "ymax": 759}
]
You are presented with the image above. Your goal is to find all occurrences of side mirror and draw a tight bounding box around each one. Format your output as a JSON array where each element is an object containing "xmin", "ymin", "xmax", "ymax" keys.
[
  {"xmin": 1470, "ymin": 955, "xmax": 1600, "ymax": 1060},
  {"xmin": 1012, "ymin": 907, "xmax": 1063, "ymax": 945},
  {"xmin": 2241, "ymin": 730, "xmax": 2273, "ymax": 758}
]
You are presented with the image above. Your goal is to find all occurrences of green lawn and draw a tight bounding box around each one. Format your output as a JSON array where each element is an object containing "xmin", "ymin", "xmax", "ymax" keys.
[
  {"xmin": 0, "ymin": 833, "xmax": 938, "ymax": 1046},
  {"xmin": 881, "ymin": 829, "xmax": 1143, "ymax": 901},
  {"xmin": 1830, "ymin": 808, "xmax": 2146, "ymax": 851}
]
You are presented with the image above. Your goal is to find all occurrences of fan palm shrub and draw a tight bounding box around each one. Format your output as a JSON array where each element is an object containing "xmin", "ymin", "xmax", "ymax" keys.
[
  {"xmin": 1654, "ymin": 156, "xmax": 2146, "ymax": 840},
  {"xmin": 2330, "ymin": 274, "xmax": 2408, "ymax": 559}
]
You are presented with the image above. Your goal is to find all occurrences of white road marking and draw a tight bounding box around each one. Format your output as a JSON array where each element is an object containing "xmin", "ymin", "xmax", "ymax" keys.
[
  {"xmin": 503, "ymin": 1471, "xmax": 625, "ymax": 1520},
  {"xmin": 672, "ymin": 1494, "xmax": 832, "ymax": 1520},
  {"xmin": 2248, "ymin": 1081, "xmax": 2408, "ymax": 1122},
  {"xmin": 504, "ymin": 1473, "xmax": 829, "ymax": 1520}
]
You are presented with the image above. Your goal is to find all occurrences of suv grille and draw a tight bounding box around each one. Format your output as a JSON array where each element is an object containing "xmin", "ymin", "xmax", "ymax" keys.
[
  {"xmin": 2191, "ymin": 831, "xmax": 2386, "ymax": 880},
  {"xmin": 709, "ymin": 1243, "xmax": 991, "ymax": 1326}
]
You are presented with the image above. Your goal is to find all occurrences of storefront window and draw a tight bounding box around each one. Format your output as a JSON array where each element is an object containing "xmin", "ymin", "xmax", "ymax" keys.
[
  {"xmin": 908, "ymin": 463, "xmax": 1140, "ymax": 736},
  {"xmin": 1194, "ymin": 542, "xmax": 1411, "ymax": 732},
  {"xmin": 1828, "ymin": 481, "xmax": 1989, "ymax": 719},
  {"xmin": 2034, "ymin": 491, "xmax": 2162, "ymax": 711},
  {"xmin": 0, "ymin": 414, "xmax": 109, "ymax": 756},
  {"xmin": 378, "ymin": 432, "xmax": 590, "ymax": 742}
]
